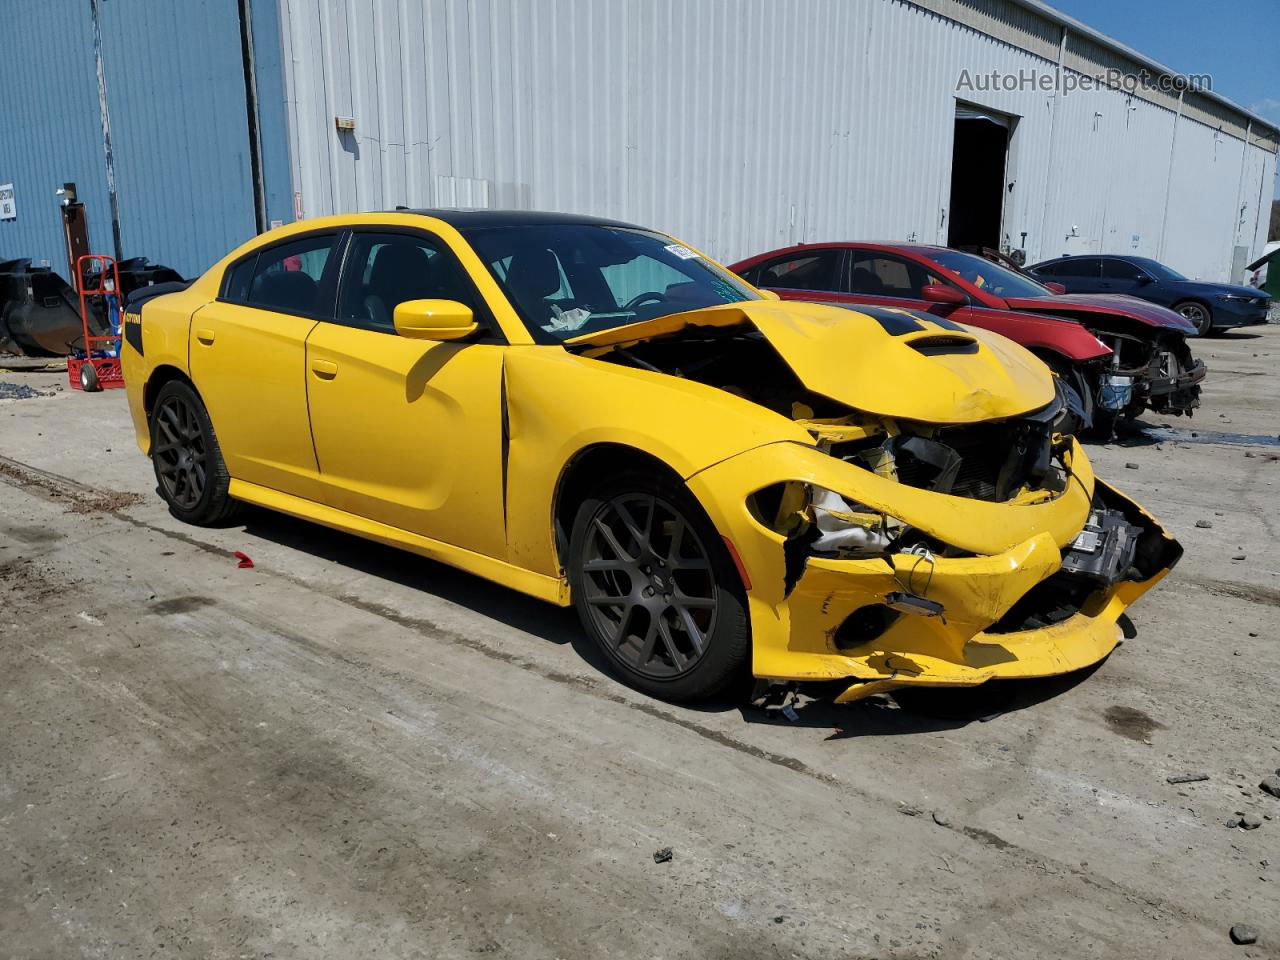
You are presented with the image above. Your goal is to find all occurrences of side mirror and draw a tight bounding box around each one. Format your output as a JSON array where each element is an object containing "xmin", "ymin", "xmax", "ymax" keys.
[
  {"xmin": 393, "ymin": 299, "xmax": 477, "ymax": 341},
  {"xmin": 1135, "ymin": 274, "xmax": 1154, "ymax": 285},
  {"xmin": 758, "ymin": 288, "xmax": 781, "ymax": 301},
  {"xmin": 921, "ymin": 283, "xmax": 967, "ymax": 306},
  {"xmin": 1044, "ymin": 281, "xmax": 1067, "ymax": 295}
]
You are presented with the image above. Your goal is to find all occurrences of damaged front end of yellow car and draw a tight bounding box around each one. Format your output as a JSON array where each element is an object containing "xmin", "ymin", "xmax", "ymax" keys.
[{"xmin": 575, "ymin": 300, "xmax": 1182, "ymax": 700}]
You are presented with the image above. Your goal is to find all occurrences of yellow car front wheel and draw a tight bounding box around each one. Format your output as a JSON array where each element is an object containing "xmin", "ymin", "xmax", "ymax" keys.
[{"xmin": 568, "ymin": 471, "xmax": 750, "ymax": 702}]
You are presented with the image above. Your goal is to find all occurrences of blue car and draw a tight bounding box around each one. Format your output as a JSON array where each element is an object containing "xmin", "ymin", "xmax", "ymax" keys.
[{"xmin": 1027, "ymin": 254, "xmax": 1271, "ymax": 336}]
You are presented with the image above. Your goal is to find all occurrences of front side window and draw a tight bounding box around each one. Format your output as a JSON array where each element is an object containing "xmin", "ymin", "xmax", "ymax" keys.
[
  {"xmin": 754, "ymin": 250, "xmax": 843, "ymax": 291},
  {"xmin": 235, "ymin": 233, "xmax": 337, "ymax": 315},
  {"xmin": 337, "ymin": 233, "xmax": 476, "ymax": 333},
  {"xmin": 1102, "ymin": 258, "xmax": 1147, "ymax": 281},
  {"xmin": 463, "ymin": 224, "xmax": 758, "ymax": 342},
  {"xmin": 926, "ymin": 249, "xmax": 1056, "ymax": 298},
  {"xmin": 1129, "ymin": 257, "xmax": 1186, "ymax": 282}
]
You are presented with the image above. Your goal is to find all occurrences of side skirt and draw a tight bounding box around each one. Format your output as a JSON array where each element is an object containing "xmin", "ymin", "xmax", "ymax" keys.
[{"xmin": 228, "ymin": 479, "xmax": 571, "ymax": 607}]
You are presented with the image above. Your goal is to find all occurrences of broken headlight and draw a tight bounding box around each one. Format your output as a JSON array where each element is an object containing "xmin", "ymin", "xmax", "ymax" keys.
[{"xmin": 810, "ymin": 487, "xmax": 903, "ymax": 558}]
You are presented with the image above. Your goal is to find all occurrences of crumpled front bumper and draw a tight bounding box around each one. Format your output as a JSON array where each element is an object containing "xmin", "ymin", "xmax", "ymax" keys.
[
  {"xmin": 686, "ymin": 440, "xmax": 1179, "ymax": 701},
  {"xmin": 1138, "ymin": 342, "xmax": 1205, "ymax": 416}
]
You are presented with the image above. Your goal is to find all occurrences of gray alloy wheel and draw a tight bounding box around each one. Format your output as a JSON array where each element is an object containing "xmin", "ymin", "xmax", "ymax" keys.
[
  {"xmin": 568, "ymin": 470, "xmax": 751, "ymax": 702},
  {"xmin": 153, "ymin": 392, "xmax": 209, "ymax": 511},
  {"xmin": 1175, "ymin": 301, "xmax": 1213, "ymax": 336},
  {"xmin": 579, "ymin": 492, "xmax": 718, "ymax": 679},
  {"xmin": 149, "ymin": 379, "xmax": 239, "ymax": 526}
]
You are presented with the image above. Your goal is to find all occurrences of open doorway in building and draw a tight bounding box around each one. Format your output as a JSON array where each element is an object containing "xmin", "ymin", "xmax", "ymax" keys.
[{"xmin": 947, "ymin": 105, "xmax": 1011, "ymax": 250}]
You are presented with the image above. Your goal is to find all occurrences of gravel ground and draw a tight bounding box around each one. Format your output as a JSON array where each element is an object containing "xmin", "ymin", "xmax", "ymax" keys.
[{"xmin": 1, "ymin": 327, "xmax": 1277, "ymax": 959}]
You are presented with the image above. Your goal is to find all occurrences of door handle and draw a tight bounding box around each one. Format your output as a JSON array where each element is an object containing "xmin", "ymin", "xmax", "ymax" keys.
[
  {"xmin": 195, "ymin": 328, "xmax": 216, "ymax": 345},
  {"xmin": 311, "ymin": 358, "xmax": 338, "ymax": 380}
]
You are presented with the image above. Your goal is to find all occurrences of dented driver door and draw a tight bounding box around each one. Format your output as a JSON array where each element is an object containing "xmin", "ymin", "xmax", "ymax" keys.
[{"xmin": 304, "ymin": 230, "xmax": 508, "ymax": 560}]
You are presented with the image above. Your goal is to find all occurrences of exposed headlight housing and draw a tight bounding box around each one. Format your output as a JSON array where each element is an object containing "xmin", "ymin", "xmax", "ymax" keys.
[
  {"xmin": 810, "ymin": 487, "xmax": 902, "ymax": 557},
  {"xmin": 1219, "ymin": 293, "xmax": 1252, "ymax": 302}
]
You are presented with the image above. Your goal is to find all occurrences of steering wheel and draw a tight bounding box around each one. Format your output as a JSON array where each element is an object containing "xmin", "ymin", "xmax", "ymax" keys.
[{"xmin": 623, "ymin": 291, "xmax": 667, "ymax": 312}]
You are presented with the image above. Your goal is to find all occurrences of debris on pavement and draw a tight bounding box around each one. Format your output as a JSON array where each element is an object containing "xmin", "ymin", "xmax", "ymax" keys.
[
  {"xmin": 0, "ymin": 382, "xmax": 47, "ymax": 400},
  {"xmin": 1125, "ymin": 462, "xmax": 1140, "ymax": 469},
  {"xmin": 1260, "ymin": 775, "xmax": 1280, "ymax": 799},
  {"xmin": 233, "ymin": 550, "xmax": 254, "ymax": 569},
  {"xmin": 1240, "ymin": 813, "xmax": 1262, "ymax": 830},
  {"xmin": 1166, "ymin": 773, "xmax": 1210, "ymax": 784},
  {"xmin": 652, "ymin": 847, "xmax": 673, "ymax": 864},
  {"xmin": 932, "ymin": 811, "xmax": 951, "ymax": 827},
  {"xmin": 1229, "ymin": 924, "xmax": 1258, "ymax": 945},
  {"xmin": 1194, "ymin": 519, "xmax": 1213, "ymax": 528}
]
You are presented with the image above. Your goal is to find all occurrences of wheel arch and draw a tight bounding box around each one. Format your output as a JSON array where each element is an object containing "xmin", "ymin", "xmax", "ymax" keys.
[
  {"xmin": 551, "ymin": 443, "xmax": 689, "ymax": 573},
  {"xmin": 1170, "ymin": 297, "xmax": 1213, "ymax": 320},
  {"xmin": 143, "ymin": 364, "xmax": 197, "ymax": 422}
]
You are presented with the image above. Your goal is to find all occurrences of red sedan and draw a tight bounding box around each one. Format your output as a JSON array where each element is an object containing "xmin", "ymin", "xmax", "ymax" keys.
[{"xmin": 730, "ymin": 243, "xmax": 1205, "ymax": 429}]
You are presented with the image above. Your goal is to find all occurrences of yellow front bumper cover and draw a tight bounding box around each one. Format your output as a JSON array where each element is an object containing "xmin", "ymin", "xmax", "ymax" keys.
[{"xmin": 687, "ymin": 440, "xmax": 1176, "ymax": 701}]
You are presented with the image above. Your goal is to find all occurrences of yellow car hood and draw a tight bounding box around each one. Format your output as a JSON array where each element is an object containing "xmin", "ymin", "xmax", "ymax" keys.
[{"xmin": 569, "ymin": 301, "xmax": 1055, "ymax": 424}]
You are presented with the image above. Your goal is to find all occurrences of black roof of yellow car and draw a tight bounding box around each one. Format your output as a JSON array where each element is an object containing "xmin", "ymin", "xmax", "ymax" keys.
[{"xmin": 386, "ymin": 208, "xmax": 641, "ymax": 230}]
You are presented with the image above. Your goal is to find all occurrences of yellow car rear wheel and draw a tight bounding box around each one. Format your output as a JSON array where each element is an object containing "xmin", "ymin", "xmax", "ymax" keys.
[{"xmin": 150, "ymin": 380, "xmax": 240, "ymax": 527}]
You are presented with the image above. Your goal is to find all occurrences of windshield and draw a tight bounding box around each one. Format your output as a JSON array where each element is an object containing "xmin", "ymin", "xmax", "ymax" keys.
[
  {"xmin": 926, "ymin": 249, "xmax": 1055, "ymax": 299},
  {"xmin": 463, "ymin": 224, "xmax": 759, "ymax": 342},
  {"xmin": 1130, "ymin": 257, "xmax": 1187, "ymax": 282}
]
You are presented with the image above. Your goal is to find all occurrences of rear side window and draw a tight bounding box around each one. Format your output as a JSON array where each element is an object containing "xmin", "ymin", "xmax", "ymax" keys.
[
  {"xmin": 1102, "ymin": 258, "xmax": 1146, "ymax": 280},
  {"xmin": 1053, "ymin": 257, "xmax": 1101, "ymax": 278},
  {"xmin": 223, "ymin": 255, "xmax": 257, "ymax": 301},
  {"xmin": 225, "ymin": 233, "xmax": 338, "ymax": 316},
  {"xmin": 754, "ymin": 250, "xmax": 843, "ymax": 291}
]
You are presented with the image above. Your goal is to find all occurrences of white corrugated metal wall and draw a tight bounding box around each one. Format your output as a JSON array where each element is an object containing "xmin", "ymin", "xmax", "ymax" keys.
[{"xmin": 276, "ymin": 0, "xmax": 1277, "ymax": 281}]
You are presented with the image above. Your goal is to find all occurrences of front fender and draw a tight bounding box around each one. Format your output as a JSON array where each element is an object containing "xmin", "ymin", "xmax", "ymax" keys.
[
  {"xmin": 501, "ymin": 346, "xmax": 813, "ymax": 577},
  {"xmin": 965, "ymin": 309, "xmax": 1112, "ymax": 362}
]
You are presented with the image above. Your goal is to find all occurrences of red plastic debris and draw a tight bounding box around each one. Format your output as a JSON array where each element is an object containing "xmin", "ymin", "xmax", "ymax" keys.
[{"xmin": 233, "ymin": 550, "xmax": 254, "ymax": 569}]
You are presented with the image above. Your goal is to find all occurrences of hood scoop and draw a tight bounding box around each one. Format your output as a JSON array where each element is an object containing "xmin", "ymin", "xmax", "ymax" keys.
[
  {"xmin": 907, "ymin": 333, "xmax": 979, "ymax": 356},
  {"xmin": 570, "ymin": 301, "xmax": 1055, "ymax": 425}
]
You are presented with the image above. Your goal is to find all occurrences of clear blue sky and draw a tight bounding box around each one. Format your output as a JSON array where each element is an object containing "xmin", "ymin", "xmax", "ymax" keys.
[{"xmin": 1049, "ymin": 0, "xmax": 1278, "ymax": 126}]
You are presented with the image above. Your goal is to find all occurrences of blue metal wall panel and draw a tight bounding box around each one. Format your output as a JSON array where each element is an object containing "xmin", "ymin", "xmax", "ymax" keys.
[
  {"xmin": 249, "ymin": 0, "xmax": 295, "ymax": 227},
  {"xmin": 0, "ymin": 0, "xmax": 293, "ymax": 280},
  {"xmin": 96, "ymin": 0, "xmax": 258, "ymax": 277},
  {"xmin": 0, "ymin": 0, "xmax": 113, "ymax": 274}
]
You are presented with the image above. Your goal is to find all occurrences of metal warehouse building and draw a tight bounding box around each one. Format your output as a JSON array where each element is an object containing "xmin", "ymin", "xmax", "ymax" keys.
[{"xmin": 2, "ymin": 0, "xmax": 1276, "ymax": 283}]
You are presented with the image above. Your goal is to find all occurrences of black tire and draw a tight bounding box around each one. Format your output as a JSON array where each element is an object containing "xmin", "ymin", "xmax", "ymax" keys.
[
  {"xmin": 1174, "ymin": 300, "xmax": 1213, "ymax": 336},
  {"xmin": 79, "ymin": 362, "xmax": 101, "ymax": 392},
  {"xmin": 567, "ymin": 469, "xmax": 750, "ymax": 702},
  {"xmin": 149, "ymin": 379, "xmax": 240, "ymax": 526}
]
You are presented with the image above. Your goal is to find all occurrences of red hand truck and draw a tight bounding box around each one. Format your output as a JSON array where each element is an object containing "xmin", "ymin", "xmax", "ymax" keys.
[{"xmin": 67, "ymin": 254, "xmax": 126, "ymax": 392}]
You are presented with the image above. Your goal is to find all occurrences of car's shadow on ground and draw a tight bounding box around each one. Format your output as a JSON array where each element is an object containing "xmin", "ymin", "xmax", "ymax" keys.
[
  {"xmin": 232, "ymin": 504, "xmax": 1116, "ymax": 738},
  {"xmin": 1208, "ymin": 330, "xmax": 1264, "ymax": 340},
  {"xmin": 236, "ymin": 504, "xmax": 590, "ymax": 651}
]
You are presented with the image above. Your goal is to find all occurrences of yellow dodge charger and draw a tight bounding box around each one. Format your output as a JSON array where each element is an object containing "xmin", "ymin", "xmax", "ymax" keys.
[{"xmin": 121, "ymin": 211, "xmax": 1181, "ymax": 703}]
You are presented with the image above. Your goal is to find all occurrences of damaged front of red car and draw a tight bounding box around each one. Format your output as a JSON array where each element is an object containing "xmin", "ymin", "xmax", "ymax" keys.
[{"xmin": 999, "ymin": 292, "xmax": 1206, "ymax": 425}]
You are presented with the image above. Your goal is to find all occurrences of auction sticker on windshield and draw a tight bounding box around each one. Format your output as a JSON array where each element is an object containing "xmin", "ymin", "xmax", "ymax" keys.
[{"xmin": 664, "ymin": 243, "xmax": 699, "ymax": 260}]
